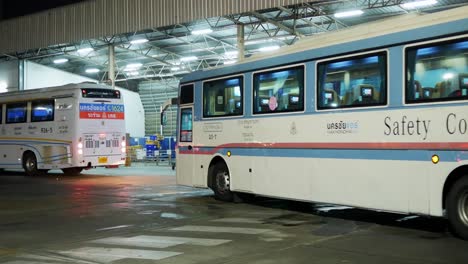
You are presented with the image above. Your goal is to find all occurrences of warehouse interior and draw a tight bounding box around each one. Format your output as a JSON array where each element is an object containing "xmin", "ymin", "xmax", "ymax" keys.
[{"xmin": 0, "ymin": 2, "xmax": 467, "ymax": 261}]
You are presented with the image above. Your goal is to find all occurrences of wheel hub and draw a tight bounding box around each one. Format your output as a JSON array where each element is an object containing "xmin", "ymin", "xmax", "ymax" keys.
[
  {"xmin": 217, "ymin": 171, "xmax": 230, "ymax": 193},
  {"xmin": 26, "ymin": 159, "xmax": 35, "ymax": 171},
  {"xmin": 458, "ymin": 191, "xmax": 468, "ymax": 226}
]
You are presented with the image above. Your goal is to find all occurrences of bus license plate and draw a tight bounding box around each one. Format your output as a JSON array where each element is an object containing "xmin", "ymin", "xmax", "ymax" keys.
[{"xmin": 98, "ymin": 157, "xmax": 108, "ymax": 164}]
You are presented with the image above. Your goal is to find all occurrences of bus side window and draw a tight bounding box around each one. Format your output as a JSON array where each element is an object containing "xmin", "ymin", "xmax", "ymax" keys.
[
  {"xmin": 253, "ymin": 65, "xmax": 304, "ymax": 114},
  {"xmin": 317, "ymin": 52, "xmax": 387, "ymax": 110},
  {"xmin": 179, "ymin": 84, "xmax": 194, "ymax": 105},
  {"xmin": 406, "ymin": 37, "xmax": 468, "ymax": 103},
  {"xmin": 31, "ymin": 100, "xmax": 55, "ymax": 122},
  {"xmin": 203, "ymin": 76, "xmax": 243, "ymax": 118},
  {"xmin": 6, "ymin": 103, "xmax": 27, "ymax": 124}
]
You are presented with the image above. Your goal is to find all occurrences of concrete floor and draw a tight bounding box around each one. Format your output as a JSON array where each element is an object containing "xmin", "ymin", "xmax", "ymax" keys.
[{"xmin": 0, "ymin": 163, "xmax": 467, "ymax": 264}]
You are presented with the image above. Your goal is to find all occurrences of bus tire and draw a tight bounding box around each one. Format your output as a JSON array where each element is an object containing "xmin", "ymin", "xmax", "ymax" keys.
[
  {"xmin": 23, "ymin": 152, "xmax": 40, "ymax": 177},
  {"xmin": 62, "ymin": 167, "xmax": 83, "ymax": 176},
  {"xmin": 446, "ymin": 176, "xmax": 468, "ymax": 240},
  {"xmin": 212, "ymin": 162, "xmax": 234, "ymax": 202}
]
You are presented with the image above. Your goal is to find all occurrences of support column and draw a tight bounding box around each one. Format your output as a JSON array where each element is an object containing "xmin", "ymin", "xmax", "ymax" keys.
[
  {"xmin": 108, "ymin": 45, "xmax": 116, "ymax": 88},
  {"xmin": 18, "ymin": 60, "xmax": 24, "ymax": 91},
  {"xmin": 237, "ymin": 24, "xmax": 245, "ymax": 61}
]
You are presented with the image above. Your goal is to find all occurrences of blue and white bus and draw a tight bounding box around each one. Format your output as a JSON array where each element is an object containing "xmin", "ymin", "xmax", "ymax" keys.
[
  {"xmin": 176, "ymin": 6, "xmax": 468, "ymax": 239},
  {"xmin": 0, "ymin": 83, "xmax": 127, "ymax": 176}
]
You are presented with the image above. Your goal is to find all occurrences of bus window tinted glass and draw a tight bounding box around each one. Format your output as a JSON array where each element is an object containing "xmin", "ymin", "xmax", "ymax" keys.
[
  {"xmin": 0, "ymin": 105, "xmax": 2, "ymax": 124},
  {"xmin": 203, "ymin": 76, "xmax": 243, "ymax": 118},
  {"xmin": 180, "ymin": 84, "xmax": 194, "ymax": 105},
  {"xmin": 31, "ymin": 100, "xmax": 54, "ymax": 122},
  {"xmin": 6, "ymin": 103, "xmax": 27, "ymax": 124},
  {"xmin": 253, "ymin": 66, "xmax": 304, "ymax": 114},
  {"xmin": 406, "ymin": 38, "xmax": 468, "ymax": 103},
  {"xmin": 317, "ymin": 52, "xmax": 387, "ymax": 110},
  {"xmin": 81, "ymin": 88, "xmax": 120, "ymax": 99},
  {"xmin": 180, "ymin": 108, "xmax": 193, "ymax": 142}
]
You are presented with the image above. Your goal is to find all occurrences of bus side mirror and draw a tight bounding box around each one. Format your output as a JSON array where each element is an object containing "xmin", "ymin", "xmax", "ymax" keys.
[{"xmin": 161, "ymin": 112, "xmax": 167, "ymax": 126}]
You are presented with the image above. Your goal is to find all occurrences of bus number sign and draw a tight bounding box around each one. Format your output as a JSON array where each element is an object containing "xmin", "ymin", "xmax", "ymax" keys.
[{"xmin": 41, "ymin": 127, "xmax": 53, "ymax": 134}]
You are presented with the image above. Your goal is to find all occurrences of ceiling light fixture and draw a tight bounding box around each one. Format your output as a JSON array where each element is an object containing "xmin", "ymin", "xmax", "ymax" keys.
[
  {"xmin": 401, "ymin": 0, "xmax": 437, "ymax": 9},
  {"xmin": 225, "ymin": 51, "xmax": 239, "ymax": 57},
  {"xmin": 224, "ymin": 60, "xmax": 237, "ymax": 65},
  {"xmin": 127, "ymin": 71, "xmax": 139, "ymax": 76},
  {"xmin": 85, "ymin": 68, "xmax": 100, "ymax": 73},
  {"xmin": 180, "ymin": 56, "xmax": 198, "ymax": 62},
  {"xmin": 191, "ymin": 28, "xmax": 213, "ymax": 35},
  {"xmin": 77, "ymin": 47, "xmax": 94, "ymax": 53},
  {"xmin": 124, "ymin": 63, "xmax": 143, "ymax": 71},
  {"xmin": 171, "ymin": 67, "xmax": 181, "ymax": 71},
  {"xmin": 259, "ymin": 46, "xmax": 280, "ymax": 52},
  {"xmin": 130, "ymin": 39, "xmax": 149, "ymax": 44},
  {"xmin": 334, "ymin": 9, "xmax": 364, "ymax": 18},
  {"xmin": 53, "ymin": 58, "xmax": 69, "ymax": 64}
]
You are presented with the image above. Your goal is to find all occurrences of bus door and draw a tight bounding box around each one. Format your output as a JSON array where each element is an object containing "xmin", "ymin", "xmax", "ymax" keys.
[{"xmin": 177, "ymin": 106, "xmax": 195, "ymax": 186}]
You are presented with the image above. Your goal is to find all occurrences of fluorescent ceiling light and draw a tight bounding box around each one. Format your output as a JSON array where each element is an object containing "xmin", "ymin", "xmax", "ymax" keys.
[
  {"xmin": 334, "ymin": 10, "xmax": 364, "ymax": 18},
  {"xmin": 85, "ymin": 68, "xmax": 100, "ymax": 73},
  {"xmin": 124, "ymin": 63, "xmax": 143, "ymax": 71},
  {"xmin": 180, "ymin": 56, "xmax": 198, "ymax": 62},
  {"xmin": 443, "ymin": 72, "xmax": 454, "ymax": 80},
  {"xmin": 127, "ymin": 71, "xmax": 139, "ymax": 76},
  {"xmin": 224, "ymin": 60, "xmax": 237, "ymax": 65},
  {"xmin": 171, "ymin": 67, "xmax": 181, "ymax": 71},
  {"xmin": 259, "ymin": 46, "xmax": 280, "ymax": 52},
  {"xmin": 192, "ymin": 28, "xmax": 213, "ymax": 35},
  {"xmin": 225, "ymin": 51, "xmax": 238, "ymax": 57},
  {"xmin": 130, "ymin": 39, "xmax": 149, "ymax": 44},
  {"xmin": 53, "ymin": 58, "xmax": 68, "ymax": 64},
  {"xmin": 77, "ymin": 47, "xmax": 94, "ymax": 53},
  {"xmin": 401, "ymin": 0, "xmax": 437, "ymax": 9}
]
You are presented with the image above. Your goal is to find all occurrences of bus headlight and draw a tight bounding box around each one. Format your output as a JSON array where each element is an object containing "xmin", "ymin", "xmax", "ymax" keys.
[{"xmin": 121, "ymin": 147, "xmax": 126, "ymax": 153}]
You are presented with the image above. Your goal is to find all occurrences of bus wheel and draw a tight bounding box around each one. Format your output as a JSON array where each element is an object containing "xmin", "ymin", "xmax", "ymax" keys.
[
  {"xmin": 23, "ymin": 152, "xmax": 40, "ymax": 177},
  {"xmin": 447, "ymin": 177, "xmax": 468, "ymax": 240},
  {"xmin": 62, "ymin": 167, "xmax": 83, "ymax": 176},
  {"xmin": 212, "ymin": 162, "xmax": 233, "ymax": 202}
]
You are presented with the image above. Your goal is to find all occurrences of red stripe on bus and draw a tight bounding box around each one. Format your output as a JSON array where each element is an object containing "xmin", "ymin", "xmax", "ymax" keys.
[
  {"xmin": 178, "ymin": 142, "xmax": 468, "ymax": 155},
  {"xmin": 79, "ymin": 112, "xmax": 125, "ymax": 120}
]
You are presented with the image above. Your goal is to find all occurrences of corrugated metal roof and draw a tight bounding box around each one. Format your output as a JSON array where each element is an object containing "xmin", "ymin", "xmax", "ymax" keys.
[{"xmin": 0, "ymin": 0, "xmax": 315, "ymax": 54}]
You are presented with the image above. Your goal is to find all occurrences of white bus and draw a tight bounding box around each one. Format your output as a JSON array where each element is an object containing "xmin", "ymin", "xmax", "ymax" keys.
[
  {"xmin": 0, "ymin": 83, "xmax": 127, "ymax": 176},
  {"xmin": 176, "ymin": 6, "xmax": 468, "ymax": 239}
]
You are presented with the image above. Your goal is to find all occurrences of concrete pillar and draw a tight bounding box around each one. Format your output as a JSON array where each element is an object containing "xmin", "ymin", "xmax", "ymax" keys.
[
  {"xmin": 18, "ymin": 60, "xmax": 24, "ymax": 91},
  {"xmin": 237, "ymin": 24, "xmax": 245, "ymax": 61},
  {"xmin": 108, "ymin": 45, "xmax": 115, "ymax": 88}
]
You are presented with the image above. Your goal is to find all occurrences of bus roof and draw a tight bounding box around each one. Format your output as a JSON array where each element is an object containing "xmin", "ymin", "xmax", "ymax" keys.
[
  {"xmin": 0, "ymin": 82, "xmax": 113, "ymax": 100},
  {"xmin": 181, "ymin": 5, "xmax": 468, "ymax": 83}
]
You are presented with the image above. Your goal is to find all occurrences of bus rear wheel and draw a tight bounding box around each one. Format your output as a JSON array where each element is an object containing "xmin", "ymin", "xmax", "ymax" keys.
[
  {"xmin": 23, "ymin": 152, "xmax": 41, "ymax": 177},
  {"xmin": 62, "ymin": 167, "xmax": 83, "ymax": 176},
  {"xmin": 446, "ymin": 177, "xmax": 468, "ymax": 240},
  {"xmin": 212, "ymin": 162, "xmax": 234, "ymax": 202}
]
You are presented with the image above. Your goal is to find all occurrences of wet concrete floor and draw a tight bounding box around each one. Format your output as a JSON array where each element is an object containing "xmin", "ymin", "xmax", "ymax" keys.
[{"xmin": 0, "ymin": 163, "xmax": 467, "ymax": 264}]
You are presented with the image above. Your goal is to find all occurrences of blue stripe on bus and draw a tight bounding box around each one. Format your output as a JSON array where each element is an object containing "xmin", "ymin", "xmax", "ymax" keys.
[{"xmin": 179, "ymin": 146, "xmax": 467, "ymax": 162}]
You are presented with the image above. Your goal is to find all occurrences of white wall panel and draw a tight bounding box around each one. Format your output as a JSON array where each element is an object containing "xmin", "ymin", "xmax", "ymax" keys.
[
  {"xmin": 23, "ymin": 61, "xmax": 96, "ymax": 90},
  {"xmin": 0, "ymin": 61, "xmax": 19, "ymax": 92}
]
